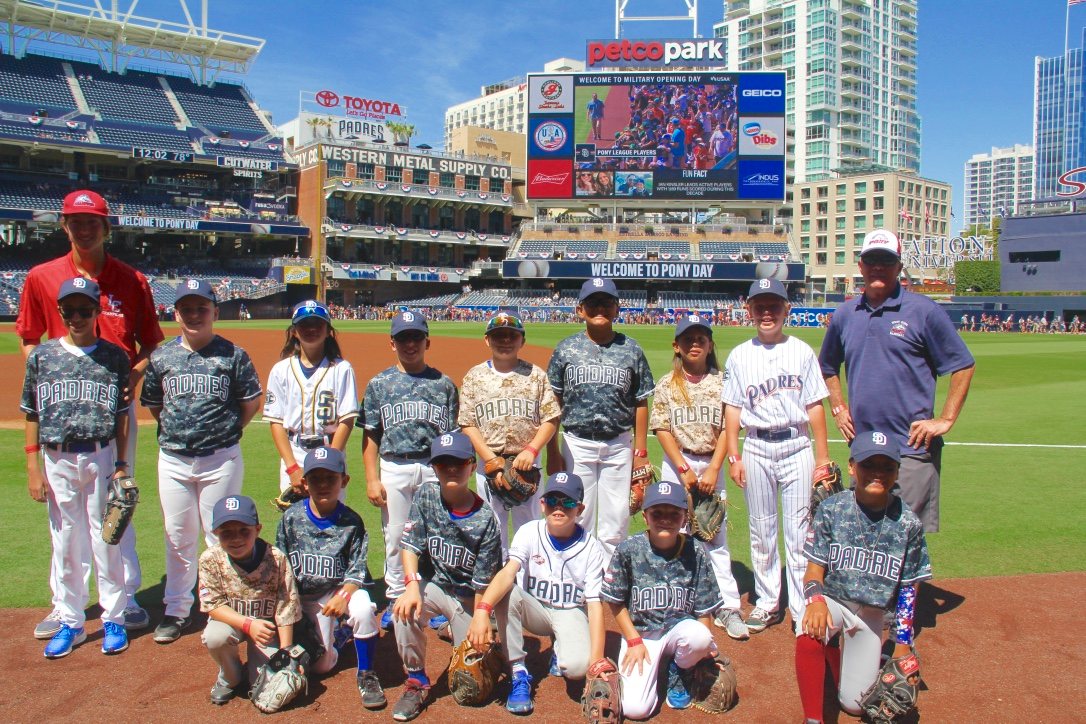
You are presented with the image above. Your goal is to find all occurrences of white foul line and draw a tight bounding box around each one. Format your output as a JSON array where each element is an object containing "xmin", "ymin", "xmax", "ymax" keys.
[{"xmin": 830, "ymin": 439, "xmax": 1086, "ymax": 450}]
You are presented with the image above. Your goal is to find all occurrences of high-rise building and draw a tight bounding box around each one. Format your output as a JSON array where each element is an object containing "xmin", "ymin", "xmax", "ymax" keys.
[
  {"xmin": 1033, "ymin": 31, "xmax": 1084, "ymax": 200},
  {"xmin": 713, "ymin": 0, "xmax": 920, "ymax": 191},
  {"xmin": 963, "ymin": 145, "xmax": 1034, "ymax": 230},
  {"xmin": 444, "ymin": 58, "xmax": 583, "ymax": 150}
]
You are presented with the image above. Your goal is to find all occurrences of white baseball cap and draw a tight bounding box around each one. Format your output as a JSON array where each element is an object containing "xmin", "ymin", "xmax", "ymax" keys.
[{"xmin": 859, "ymin": 229, "xmax": 902, "ymax": 259}]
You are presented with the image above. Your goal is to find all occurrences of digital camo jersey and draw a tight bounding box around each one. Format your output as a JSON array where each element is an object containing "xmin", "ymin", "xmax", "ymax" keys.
[
  {"xmin": 649, "ymin": 369, "xmax": 725, "ymax": 455},
  {"xmin": 458, "ymin": 360, "xmax": 560, "ymax": 454},
  {"xmin": 721, "ymin": 336, "xmax": 828, "ymax": 429},
  {"xmin": 546, "ymin": 332, "xmax": 654, "ymax": 439},
  {"xmin": 275, "ymin": 500, "xmax": 373, "ymax": 597},
  {"xmin": 362, "ymin": 366, "xmax": 458, "ymax": 456},
  {"xmin": 805, "ymin": 491, "xmax": 932, "ymax": 610},
  {"xmin": 508, "ymin": 520, "xmax": 606, "ymax": 609},
  {"xmin": 141, "ymin": 335, "xmax": 263, "ymax": 453},
  {"xmin": 21, "ymin": 338, "xmax": 130, "ymax": 443},
  {"xmin": 401, "ymin": 482, "xmax": 502, "ymax": 596},
  {"xmin": 601, "ymin": 533, "xmax": 723, "ymax": 630},
  {"xmin": 198, "ymin": 540, "xmax": 302, "ymax": 626},
  {"xmin": 263, "ymin": 356, "xmax": 359, "ymax": 438}
]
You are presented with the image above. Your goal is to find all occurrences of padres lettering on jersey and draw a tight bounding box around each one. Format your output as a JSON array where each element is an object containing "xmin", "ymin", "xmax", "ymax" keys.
[
  {"xmin": 804, "ymin": 491, "xmax": 932, "ymax": 610},
  {"xmin": 21, "ymin": 339, "xmax": 130, "ymax": 444},
  {"xmin": 275, "ymin": 501, "xmax": 372, "ymax": 596},
  {"xmin": 197, "ymin": 542, "xmax": 301, "ymax": 626},
  {"xmin": 600, "ymin": 534, "xmax": 722, "ymax": 630},
  {"xmin": 508, "ymin": 520, "xmax": 606, "ymax": 609},
  {"xmin": 362, "ymin": 366, "xmax": 459, "ymax": 456},
  {"xmin": 649, "ymin": 370, "xmax": 725, "ymax": 455},
  {"xmin": 161, "ymin": 373, "xmax": 229, "ymax": 401},
  {"xmin": 563, "ymin": 364, "xmax": 632, "ymax": 391},
  {"xmin": 458, "ymin": 360, "xmax": 560, "ymax": 454},
  {"xmin": 401, "ymin": 482, "xmax": 502, "ymax": 594},
  {"xmin": 721, "ymin": 336, "xmax": 828, "ymax": 431}
]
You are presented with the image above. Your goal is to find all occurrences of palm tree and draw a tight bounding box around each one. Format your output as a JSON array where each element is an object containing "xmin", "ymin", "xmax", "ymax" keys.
[{"xmin": 386, "ymin": 122, "xmax": 416, "ymax": 146}]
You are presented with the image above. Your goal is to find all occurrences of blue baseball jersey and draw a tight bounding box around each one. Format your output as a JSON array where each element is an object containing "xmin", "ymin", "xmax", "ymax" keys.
[
  {"xmin": 21, "ymin": 338, "xmax": 130, "ymax": 443},
  {"xmin": 819, "ymin": 284, "xmax": 975, "ymax": 455},
  {"xmin": 546, "ymin": 331, "xmax": 654, "ymax": 440},
  {"xmin": 361, "ymin": 365, "xmax": 459, "ymax": 456},
  {"xmin": 275, "ymin": 500, "xmax": 373, "ymax": 597},
  {"xmin": 601, "ymin": 533, "xmax": 723, "ymax": 631},
  {"xmin": 804, "ymin": 490, "xmax": 932, "ymax": 610},
  {"xmin": 140, "ymin": 335, "xmax": 262, "ymax": 453},
  {"xmin": 401, "ymin": 483, "xmax": 502, "ymax": 596}
]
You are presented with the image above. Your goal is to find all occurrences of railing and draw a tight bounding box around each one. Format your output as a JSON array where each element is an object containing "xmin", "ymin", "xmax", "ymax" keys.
[{"xmin": 324, "ymin": 177, "xmax": 513, "ymax": 206}]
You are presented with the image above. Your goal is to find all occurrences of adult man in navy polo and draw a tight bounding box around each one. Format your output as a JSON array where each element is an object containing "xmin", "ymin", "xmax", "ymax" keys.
[{"xmin": 818, "ymin": 229, "xmax": 975, "ymax": 532}]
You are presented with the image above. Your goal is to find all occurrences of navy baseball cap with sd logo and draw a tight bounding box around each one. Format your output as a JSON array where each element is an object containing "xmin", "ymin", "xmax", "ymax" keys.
[
  {"xmin": 176, "ymin": 278, "xmax": 217, "ymax": 303},
  {"xmin": 747, "ymin": 277, "xmax": 788, "ymax": 300},
  {"xmin": 849, "ymin": 430, "xmax": 901, "ymax": 463},
  {"xmin": 292, "ymin": 300, "xmax": 331, "ymax": 325},
  {"xmin": 429, "ymin": 431, "xmax": 475, "ymax": 463},
  {"xmin": 211, "ymin": 494, "xmax": 259, "ymax": 529},
  {"xmin": 578, "ymin": 277, "xmax": 619, "ymax": 302},
  {"xmin": 57, "ymin": 276, "xmax": 100, "ymax": 303},
  {"xmin": 675, "ymin": 314, "xmax": 712, "ymax": 338},
  {"xmin": 544, "ymin": 472, "xmax": 584, "ymax": 502},
  {"xmin": 391, "ymin": 310, "xmax": 428, "ymax": 337},
  {"xmin": 304, "ymin": 446, "xmax": 346, "ymax": 475},
  {"xmin": 642, "ymin": 480, "xmax": 689, "ymax": 511}
]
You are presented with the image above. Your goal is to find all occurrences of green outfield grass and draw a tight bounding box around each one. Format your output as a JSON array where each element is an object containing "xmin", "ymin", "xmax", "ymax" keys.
[{"xmin": 2, "ymin": 323, "xmax": 1084, "ymax": 608}]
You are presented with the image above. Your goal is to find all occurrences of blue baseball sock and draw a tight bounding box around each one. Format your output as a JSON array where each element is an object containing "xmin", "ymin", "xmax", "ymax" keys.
[
  {"xmin": 407, "ymin": 669, "xmax": 430, "ymax": 687},
  {"xmin": 354, "ymin": 636, "xmax": 374, "ymax": 671}
]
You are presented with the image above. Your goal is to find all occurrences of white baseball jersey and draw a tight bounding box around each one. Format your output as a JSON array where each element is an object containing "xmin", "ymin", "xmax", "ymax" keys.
[
  {"xmin": 721, "ymin": 336, "xmax": 828, "ymax": 428},
  {"xmin": 508, "ymin": 520, "xmax": 606, "ymax": 609},
  {"xmin": 263, "ymin": 356, "xmax": 359, "ymax": 437}
]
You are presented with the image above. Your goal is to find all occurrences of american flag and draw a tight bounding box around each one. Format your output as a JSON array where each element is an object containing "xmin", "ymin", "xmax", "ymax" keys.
[{"xmin": 1071, "ymin": 0, "xmax": 1086, "ymax": 7}]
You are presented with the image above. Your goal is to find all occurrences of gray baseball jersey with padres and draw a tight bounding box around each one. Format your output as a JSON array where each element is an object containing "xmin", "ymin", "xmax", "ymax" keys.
[
  {"xmin": 601, "ymin": 533, "xmax": 723, "ymax": 630},
  {"xmin": 546, "ymin": 332, "xmax": 654, "ymax": 439},
  {"xmin": 362, "ymin": 366, "xmax": 458, "ymax": 456},
  {"xmin": 805, "ymin": 491, "xmax": 932, "ymax": 610},
  {"xmin": 21, "ymin": 338, "xmax": 130, "ymax": 443},
  {"xmin": 140, "ymin": 335, "xmax": 262, "ymax": 453},
  {"xmin": 275, "ymin": 500, "xmax": 373, "ymax": 597},
  {"xmin": 401, "ymin": 483, "xmax": 502, "ymax": 597}
]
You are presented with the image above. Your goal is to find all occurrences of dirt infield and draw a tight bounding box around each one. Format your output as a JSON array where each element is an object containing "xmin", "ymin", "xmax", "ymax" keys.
[
  {"xmin": 2, "ymin": 573, "xmax": 1081, "ymax": 722},
  {"xmin": 0, "ymin": 324, "xmax": 551, "ymax": 426}
]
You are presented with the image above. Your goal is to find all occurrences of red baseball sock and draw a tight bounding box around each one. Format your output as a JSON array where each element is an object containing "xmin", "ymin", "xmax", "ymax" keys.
[
  {"xmin": 825, "ymin": 639, "xmax": 841, "ymax": 686},
  {"xmin": 795, "ymin": 635, "xmax": 827, "ymax": 722}
]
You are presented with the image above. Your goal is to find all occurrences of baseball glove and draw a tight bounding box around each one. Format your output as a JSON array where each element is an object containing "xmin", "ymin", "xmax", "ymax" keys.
[
  {"xmin": 250, "ymin": 644, "xmax": 310, "ymax": 714},
  {"xmin": 688, "ymin": 654, "xmax": 738, "ymax": 714},
  {"xmin": 271, "ymin": 488, "xmax": 305, "ymax": 512},
  {"xmin": 689, "ymin": 487, "xmax": 725, "ymax": 542},
  {"xmin": 447, "ymin": 638, "xmax": 503, "ymax": 706},
  {"xmin": 809, "ymin": 461, "xmax": 844, "ymax": 522},
  {"xmin": 580, "ymin": 657, "xmax": 621, "ymax": 724},
  {"xmin": 484, "ymin": 455, "xmax": 540, "ymax": 507},
  {"xmin": 858, "ymin": 651, "xmax": 921, "ymax": 723},
  {"xmin": 101, "ymin": 475, "xmax": 138, "ymax": 546},
  {"xmin": 628, "ymin": 461, "xmax": 658, "ymax": 515}
]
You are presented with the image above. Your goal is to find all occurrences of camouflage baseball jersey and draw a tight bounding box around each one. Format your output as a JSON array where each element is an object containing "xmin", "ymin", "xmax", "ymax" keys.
[
  {"xmin": 546, "ymin": 332, "xmax": 654, "ymax": 440},
  {"xmin": 21, "ymin": 338, "xmax": 130, "ymax": 444},
  {"xmin": 804, "ymin": 491, "xmax": 932, "ymax": 610},
  {"xmin": 140, "ymin": 335, "xmax": 263, "ymax": 453},
  {"xmin": 275, "ymin": 500, "xmax": 374, "ymax": 597},
  {"xmin": 361, "ymin": 365, "xmax": 459, "ymax": 456},
  {"xmin": 198, "ymin": 539, "xmax": 302, "ymax": 626},
  {"xmin": 649, "ymin": 369, "xmax": 724, "ymax": 455},
  {"xmin": 601, "ymin": 533, "xmax": 723, "ymax": 631},
  {"xmin": 401, "ymin": 482, "xmax": 502, "ymax": 597},
  {"xmin": 458, "ymin": 360, "xmax": 560, "ymax": 455}
]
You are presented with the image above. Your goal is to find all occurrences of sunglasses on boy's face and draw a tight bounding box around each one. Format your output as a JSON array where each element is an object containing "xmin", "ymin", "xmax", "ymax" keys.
[
  {"xmin": 543, "ymin": 494, "xmax": 578, "ymax": 510},
  {"xmin": 58, "ymin": 305, "xmax": 97, "ymax": 320}
]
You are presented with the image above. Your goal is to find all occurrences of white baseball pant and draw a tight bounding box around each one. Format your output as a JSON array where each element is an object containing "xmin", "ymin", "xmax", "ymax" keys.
[
  {"xmin": 43, "ymin": 445, "xmax": 126, "ymax": 628},
  {"xmin": 618, "ymin": 618, "xmax": 718, "ymax": 720},
  {"xmin": 742, "ymin": 432, "xmax": 813, "ymax": 624},
  {"xmin": 300, "ymin": 588, "xmax": 378, "ymax": 674},
  {"xmin": 202, "ymin": 618, "xmax": 279, "ymax": 688},
  {"xmin": 562, "ymin": 430, "xmax": 633, "ymax": 563},
  {"xmin": 379, "ymin": 458, "xmax": 437, "ymax": 600},
  {"xmin": 496, "ymin": 586, "xmax": 590, "ymax": 678},
  {"xmin": 475, "ymin": 467, "xmax": 542, "ymax": 559},
  {"xmin": 797, "ymin": 597, "xmax": 885, "ymax": 715},
  {"xmin": 393, "ymin": 580, "xmax": 473, "ymax": 672},
  {"xmin": 661, "ymin": 454, "xmax": 742, "ymax": 610},
  {"xmin": 159, "ymin": 444, "xmax": 244, "ymax": 618}
]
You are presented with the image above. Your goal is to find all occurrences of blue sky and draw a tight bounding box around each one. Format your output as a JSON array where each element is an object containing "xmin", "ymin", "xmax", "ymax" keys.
[{"xmin": 103, "ymin": 1, "xmax": 1081, "ymax": 222}]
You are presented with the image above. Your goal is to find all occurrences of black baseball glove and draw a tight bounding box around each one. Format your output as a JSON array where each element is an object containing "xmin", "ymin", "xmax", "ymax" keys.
[
  {"xmin": 809, "ymin": 461, "xmax": 844, "ymax": 522},
  {"xmin": 484, "ymin": 455, "xmax": 540, "ymax": 507},
  {"xmin": 102, "ymin": 475, "xmax": 138, "ymax": 545}
]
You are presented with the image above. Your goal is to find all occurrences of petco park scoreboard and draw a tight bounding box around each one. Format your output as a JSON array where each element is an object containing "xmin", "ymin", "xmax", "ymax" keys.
[{"xmin": 525, "ymin": 71, "xmax": 786, "ymax": 202}]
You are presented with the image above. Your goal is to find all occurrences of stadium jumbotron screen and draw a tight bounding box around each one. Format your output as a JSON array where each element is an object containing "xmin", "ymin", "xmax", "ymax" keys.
[{"xmin": 526, "ymin": 71, "xmax": 786, "ymax": 202}]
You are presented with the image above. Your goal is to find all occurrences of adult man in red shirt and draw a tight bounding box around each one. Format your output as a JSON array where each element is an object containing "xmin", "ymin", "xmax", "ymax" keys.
[{"xmin": 17, "ymin": 189, "xmax": 164, "ymax": 637}]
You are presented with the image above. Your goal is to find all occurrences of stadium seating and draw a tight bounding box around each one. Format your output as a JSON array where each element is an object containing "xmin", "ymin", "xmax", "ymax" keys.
[
  {"xmin": 70, "ymin": 60, "xmax": 179, "ymax": 126},
  {"xmin": 169, "ymin": 75, "xmax": 268, "ymax": 134},
  {"xmin": 95, "ymin": 124, "xmax": 194, "ymax": 153},
  {"xmin": 563, "ymin": 241, "xmax": 608, "ymax": 254},
  {"xmin": 658, "ymin": 291, "xmax": 739, "ymax": 308},
  {"xmin": 0, "ymin": 54, "xmax": 76, "ymax": 113},
  {"xmin": 393, "ymin": 292, "xmax": 460, "ymax": 307},
  {"xmin": 699, "ymin": 242, "xmax": 744, "ymax": 256}
]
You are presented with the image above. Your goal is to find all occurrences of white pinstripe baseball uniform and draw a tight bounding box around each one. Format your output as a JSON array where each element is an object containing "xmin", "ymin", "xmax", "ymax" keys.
[{"xmin": 721, "ymin": 336, "xmax": 828, "ymax": 624}]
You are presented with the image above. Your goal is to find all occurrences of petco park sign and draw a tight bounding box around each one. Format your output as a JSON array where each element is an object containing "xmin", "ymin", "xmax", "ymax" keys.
[
  {"xmin": 303, "ymin": 90, "xmax": 406, "ymax": 120},
  {"xmin": 586, "ymin": 39, "xmax": 725, "ymax": 68}
]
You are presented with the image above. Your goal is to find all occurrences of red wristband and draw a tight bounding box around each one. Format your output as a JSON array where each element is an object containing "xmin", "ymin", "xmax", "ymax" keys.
[
  {"xmin": 24, "ymin": 444, "xmax": 41, "ymax": 454},
  {"xmin": 336, "ymin": 588, "xmax": 351, "ymax": 599},
  {"xmin": 242, "ymin": 617, "xmax": 253, "ymax": 635},
  {"xmin": 677, "ymin": 463, "xmax": 691, "ymax": 474},
  {"xmin": 475, "ymin": 601, "xmax": 494, "ymax": 614},
  {"xmin": 285, "ymin": 463, "xmax": 301, "ymax": 475},
  {"xmin": 524, "ymin": 444, "xmax": 539, "ymax": 457},
  {"xmin": 727, "ymin": 455, "xmax": 739, "ymax": 465},
  {"xmin": 832, "ymin": 404, "xmax": 848, "ymax": 417},
  {"xmin": 626, "ymin": 637, "xmax": 643, "ymax": 647},
  {"xmin": 633, "ymin": 448, "xmax": 648, "ymax": 458}
]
